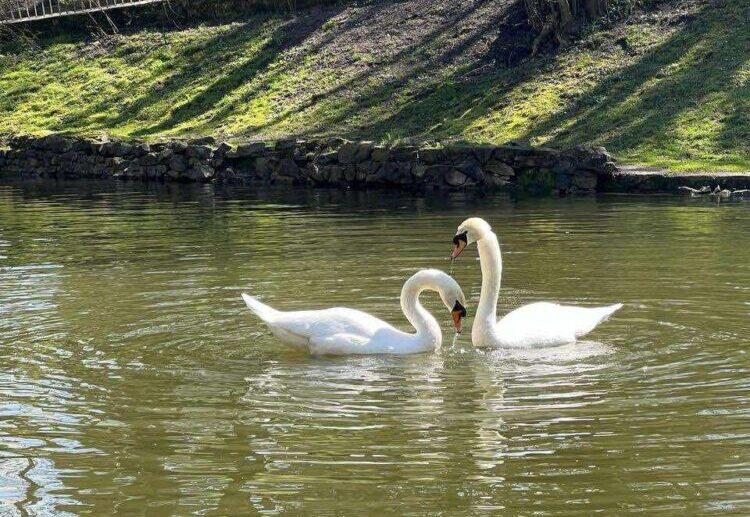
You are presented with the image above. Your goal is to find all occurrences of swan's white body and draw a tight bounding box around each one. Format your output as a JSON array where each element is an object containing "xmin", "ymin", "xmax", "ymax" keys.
[
  {"xmin": 454, "ymin": 218, "xmax": 622, "ymax": 348},
  {"xmin": 241, "ymin": 269, "xmax": 466, "ymax": 355}
]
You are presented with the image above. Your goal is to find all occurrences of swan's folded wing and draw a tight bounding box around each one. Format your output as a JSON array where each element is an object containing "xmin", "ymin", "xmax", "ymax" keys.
[
  {"xmin": 272, "ymin": 308, "xmax": 390, "ymax": 341},
  {"xmin": 496, "ymin": 302, "xmax": 621, "ymax": 347},
  {"xmin": 308, "ymin": 333, "xmax": 371, "ymax": 355}
]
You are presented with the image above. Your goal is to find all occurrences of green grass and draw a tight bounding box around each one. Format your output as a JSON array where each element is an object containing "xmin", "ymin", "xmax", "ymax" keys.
[{"xmin": 0, "ymin": 0, "xmax": 747, "ymax": 172}]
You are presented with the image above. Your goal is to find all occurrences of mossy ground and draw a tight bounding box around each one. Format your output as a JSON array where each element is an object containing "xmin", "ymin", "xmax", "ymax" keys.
[{"xmin": 0, "ymin": 0, "xmax": 747, "ymax": 172}]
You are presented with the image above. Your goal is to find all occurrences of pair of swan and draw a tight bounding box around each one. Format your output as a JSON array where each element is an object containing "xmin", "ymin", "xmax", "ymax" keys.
[{"xmin": 242, "ymin": 217, "xmax": 622, "ymax": 355}]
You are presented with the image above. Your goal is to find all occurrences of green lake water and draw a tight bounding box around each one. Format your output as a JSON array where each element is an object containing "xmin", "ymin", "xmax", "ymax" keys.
[{"xmin": 0, "ymin": 180, "xmax": 748, "ymax": 515}]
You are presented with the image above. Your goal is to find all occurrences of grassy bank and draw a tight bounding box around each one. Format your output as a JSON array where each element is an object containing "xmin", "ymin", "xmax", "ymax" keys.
[{"xmin": 0, "ymin": 0, "xmax": 747, "ymax": 172}]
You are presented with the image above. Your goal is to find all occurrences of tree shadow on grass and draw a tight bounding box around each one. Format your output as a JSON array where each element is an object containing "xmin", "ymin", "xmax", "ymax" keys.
[
  {"xmin": 58, "ymin": 5, "xmax": 347, "ymax": 136},
  {"xmin": 233, "ymin": 0, "xmax": 508, "ymax": 138},
  {"xmin": 82, "ymin": 0, "xmax": 446, "ymax": 138},
  {"xmin": 124, "ymin": 0, "xmax": 410, "ymax": 137},
  {"xmin": 516, "ymin": 0, "xmax": 749, "ymax": 160},
  {"xmin": 284, "ymin": 0, "xmax": 747, "ymax": 166},
  {"xmin": 41, "ymin": 1, "xmax": 411, "ymax": 137}
]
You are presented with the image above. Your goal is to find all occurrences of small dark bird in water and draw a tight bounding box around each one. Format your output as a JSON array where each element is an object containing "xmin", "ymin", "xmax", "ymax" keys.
[
  {"xmin": 679, "ymin": 186, "xmax": 711, "ymax": 195},
  {"xmin": 679, "ymin": 185, "xmax": 750, "ymax": 198}
]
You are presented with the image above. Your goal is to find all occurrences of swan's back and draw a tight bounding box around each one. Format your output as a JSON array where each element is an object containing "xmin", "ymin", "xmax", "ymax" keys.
[
  {"xmin": 272, "ymin": 307, "xmax": 391, "ymax": 340},
  {"xmin": 495, "ymin": 302, "xmax": 622, "ymax": 347}
]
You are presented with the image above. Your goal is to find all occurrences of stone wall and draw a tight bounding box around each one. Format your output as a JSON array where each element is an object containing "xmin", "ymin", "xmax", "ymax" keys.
[{"xmin": 0, "ymin": 134, "xmax": 618, "ymax": 194}]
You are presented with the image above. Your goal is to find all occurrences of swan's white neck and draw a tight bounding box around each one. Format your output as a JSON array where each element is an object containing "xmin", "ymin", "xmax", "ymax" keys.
[
  {"xmin": 400, "ymin": 275, "xmax": 444, "ymax": 348},
  {"xmin": 473, "ymin": 232, "xmax": 502, "ymax": 345}
]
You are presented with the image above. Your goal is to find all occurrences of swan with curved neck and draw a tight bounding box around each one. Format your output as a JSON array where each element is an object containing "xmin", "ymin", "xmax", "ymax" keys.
[
  {"xmin": 451, "ymin": 217, "xmax": 622, "ymax": 348},
  {"xmin": 241, "ymin": 269, "xmax": 467, "ymax": 355}
]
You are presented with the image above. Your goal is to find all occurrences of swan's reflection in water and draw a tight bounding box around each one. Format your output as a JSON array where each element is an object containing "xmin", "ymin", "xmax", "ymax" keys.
[{"xmin": 236, "ymin": 340, "xmax": 615, "ymax": 513}]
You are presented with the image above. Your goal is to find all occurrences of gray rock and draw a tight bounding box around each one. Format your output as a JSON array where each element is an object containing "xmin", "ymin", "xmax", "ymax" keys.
[
  {"xmin": 370, "ymin": 146, "xmax": 390, "ymax": 162},
  {"xmin": 169, "ymin": 155, "xmax": 188, "ymax": 172},
  {"xmin": 338, "ymin": 141, "xmax": 373, "ymax": 164},
  {"xmin": 443, "ymin": 145, "xmax": 474, "ymax": 164},
  {"xmin": 419, "ymin": 147, "xmax": 444, "ymax": 164},
  {"xmin": 571, "ymin": 145, "xmax": 613, "ymax": 171},
  {"xmin": 323, "ymin": 137, "xmax": 348, "ymax": 148},
  {"xmin": 215, "ymin": 142, "xmax": 233, "ymax": 156},
  {"xmin": 123, "ymin": 165, "xmax": 144, "ymax": 179},
  {"xmin": 169, "ymin": 141, "xmax": 188, "ymax": 153},
  {"xmin": 422, "ymin": 165, "xmax": 452, "ymax": 184},
  {"xmin": 304, "ymin": 163, "xmax": 326, "ymax": 183},
  {"xmin": 157, "ymin": 148, "xmax": 174, "ymax": 162},
  {"xmin": 267, "ymin": 171, "xmax": 286, "ymax": 183},
  {"xmin": 445, "ymin": 168, "xmax": 468, "ymax": 187},
  {"xmin": 274, "ymin": 139, "xmax": 298, "ymax": 157},
  {"xmin": 184, "ymin": 164, "xmax": 215, "ymax": 182},
  {"xmin": 327, "ymin": 165, "xmax": 344, "ymax": 183},
  {"xmin": 484, "ymin": 174, "xmax": 512, "ymax": 188},
  {"xmin": 99, "ymin": 141, "xmax": 124, "ymax": 157},
  {"xmin": 133, "ymin": 143, "xmax": 151, "ymax": 157},
  {"xmin": 227, "ymin": 142, "xmax": 266, "ymax": 158},
  {"xmin": 138, "ymin": 153, "xmax": 160, "ymax": 166},
  {"xmin": 493, "ymin": 145, "xmax": 531, "ymax": 163},
  {"xmin": 513, "ymin": 148, "xmax": 561, "ymax": 168},
  {"xmin": 255, "ymin": 157, "xmax": 278, "ymax": 178},
  {"xmin": 456, "ymin": 159, "xmax": 484, "ymax": 182},
  {"xmin": 166, "ymin": 167, "xmax": 181, "ymax": 179},
  {"xmin": 337, "ymin": 141, "xmax": 359, "ymax": 164},
  {"xmin": 70, "ymin": 139, "xmax": 90, "ymax": 153},
  {"xmin": 185, "ymin": 145, "xmax": 213, "ymax": 159},
  {"xmin": 572, "ymin": 171, "xmax": 597, "ymax": 190},
  {"xmin": 145, "ymin": 165, "xmax": 167, "ymax": 179},
  {"xmin": 354, "ymin": 142, "xmax": 374, "ymax": 162},
  {"xmin": 412, "ymin": 164, "xmax": 428, "ymax": 180},
  {"xmin": 317, "ymin": 150, "xmax": 339, "ymax": 165},
  {"xmin": 352, "ymin": 164, "xmax": 369, "ymax": 182},
  {"xmin": 472, "ymin": 145, "xmax": 496, "ymax": 163},
  {"xmin": 188, "ymin": 136, "xmax": 216, "ymax": 146},
  {"xmin": 552, "ymin": 157, "xmax": 576, "ymax": 175},
  {"xmin": 555, "ymin": 170, "xmax": 572, "ymax": 190},
  {"xmin": 358, "ymin": 161, "xmax": 381, "ymax": 178},
  {"xmin": 382, "ymin": 162, "xmax": 412, "ymax": 184},
  {"xmin": 43, "ymin": 135, "xmax": 73, "ymax": 153},
  {"xmin": 216, "ymin": 167, "xmax": 239, "ymax": 183},
  {"xmin": 343, "ymin": 165, "xmax": 358, "ymax": 182},
  {"xmin": 389, "ymin": 146, "xmax": 418, "ymax": 162},
  {"xmin": 278, "ymin": 158, "xmax": 300, "ymax": 177},
  {"xmin": 484, "ymin": 160, "xmax": 515, "ymax": 178}
]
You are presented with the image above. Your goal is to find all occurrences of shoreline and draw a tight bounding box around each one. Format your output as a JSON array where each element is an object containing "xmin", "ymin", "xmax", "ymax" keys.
[{"xmin": 1, "ymin": 134, "xmax": 748, "ymax": 195}]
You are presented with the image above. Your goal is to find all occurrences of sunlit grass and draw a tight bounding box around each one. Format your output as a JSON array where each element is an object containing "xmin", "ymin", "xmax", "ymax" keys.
[{"xmin": 0, "ymin": 0, "xmax": 747, "ymax": 172}]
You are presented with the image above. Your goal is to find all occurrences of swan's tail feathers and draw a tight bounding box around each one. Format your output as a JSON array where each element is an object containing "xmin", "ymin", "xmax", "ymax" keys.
[
  {"xmin": 573, "ymin": 303, "xmax": 623, "ymax": 338},
  {"xmin": 241, "ymin": 294, "xmax": 279, "ymax": 322},
  {"xmin": 602, "ymin": 303, "xmax": 624, "ymax": 319}
]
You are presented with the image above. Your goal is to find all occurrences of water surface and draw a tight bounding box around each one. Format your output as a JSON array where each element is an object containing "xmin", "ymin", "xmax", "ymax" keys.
[{"xmin": 0, "ymin": 180, "xmax": 748, "ymax": 515}]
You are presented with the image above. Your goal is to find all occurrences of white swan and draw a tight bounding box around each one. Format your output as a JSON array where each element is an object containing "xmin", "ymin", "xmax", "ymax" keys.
[
  {"xmin": 241, "ymin": 269, "xmax": 467, "ymax": 355},
  {"xmin": 450, "ymin": 217, "xmax": 622, "ymax": 348}
]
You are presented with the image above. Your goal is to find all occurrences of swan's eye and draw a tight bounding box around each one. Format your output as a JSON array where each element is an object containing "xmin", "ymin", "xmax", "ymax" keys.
[
  {"xmin": 452, "ymin": 232, "xmax": 468, "ymax": 245},
  {"xmin": 452, "ymin": 300, "xmax": 467, "ymax": 317}
]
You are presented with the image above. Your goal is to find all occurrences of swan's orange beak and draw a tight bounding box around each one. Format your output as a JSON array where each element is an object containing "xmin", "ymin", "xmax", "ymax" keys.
[
  {"xmin": 450, "ymin": 241, "xmax": 466, "ymax": 260},
  {"xmin": 452, "ymin": 309, "xmax": 463, "ymax": 333},
  {"xmin": 451, "ymin": 301, "xmax": 467, "ymax": 334},
  {"xmin": 450, "ymin": 232, "xmax": 468, "ymax": 260}
]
